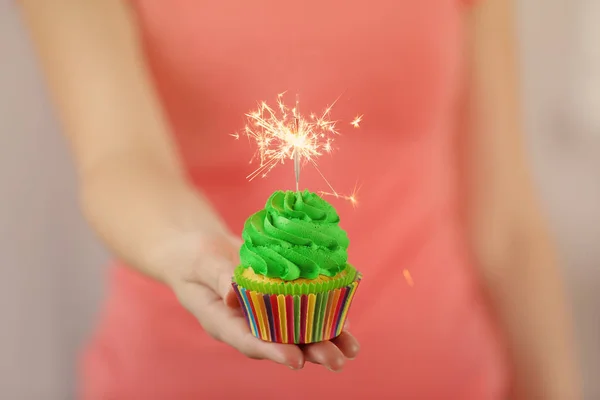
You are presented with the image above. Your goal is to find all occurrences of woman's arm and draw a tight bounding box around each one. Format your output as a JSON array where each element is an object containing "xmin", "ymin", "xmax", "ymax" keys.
[
  {"xmin": 19, "ymin": 0, "xmax": 358, "ymax": 371},
  {"xmin": 19, "ymin": 0, "xmax": 225, "ymax": 284},
  {"xmin": 465, "ymin": 1, "xmax": 581, "ymax": 398}
]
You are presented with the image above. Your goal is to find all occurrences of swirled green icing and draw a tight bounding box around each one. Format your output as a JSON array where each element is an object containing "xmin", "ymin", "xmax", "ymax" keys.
[{"xmin": 239, "ymin": 190, "xmax": 350, "ymax": 281}]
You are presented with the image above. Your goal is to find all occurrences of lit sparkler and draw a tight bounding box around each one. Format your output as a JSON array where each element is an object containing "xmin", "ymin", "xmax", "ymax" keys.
[{"xmin": 234, "ymin": 92, "xmax": 362, "ymax": 203}]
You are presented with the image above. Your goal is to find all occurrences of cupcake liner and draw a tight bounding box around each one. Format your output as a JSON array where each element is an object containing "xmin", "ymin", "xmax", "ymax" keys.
[
  {"xmin": 232, "ymin": 274, "xmax": 361, "ymax": 344},
  {"xmin": 233, "ymin": 264, "xmax": 357, "ymax": 296}
]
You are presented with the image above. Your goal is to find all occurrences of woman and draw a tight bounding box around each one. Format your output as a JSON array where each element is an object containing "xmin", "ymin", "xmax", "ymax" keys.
[{"xmin": 20, "ymin": 0, "xmax": 580, "ymax": 398}]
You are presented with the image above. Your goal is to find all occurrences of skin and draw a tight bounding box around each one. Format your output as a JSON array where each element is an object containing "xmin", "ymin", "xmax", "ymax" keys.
[
  {"xmin": 20, "ymin": 0, "xmax": 581, "ymax": 396},
  {"xmin": 464, "ymin": 2, "xmax": 581, "ymax": 398}
]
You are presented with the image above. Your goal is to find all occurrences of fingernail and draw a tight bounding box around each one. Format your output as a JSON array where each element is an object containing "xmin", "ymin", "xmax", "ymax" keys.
[{"xmin": 326, "ymin": 366, "xmax": 342, "ymax": 373}]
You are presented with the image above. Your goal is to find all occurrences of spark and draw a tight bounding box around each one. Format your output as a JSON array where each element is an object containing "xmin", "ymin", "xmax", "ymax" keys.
[
  {"xmin": 350, "ymin": 114, "xmax": 363, "ymax": 128},
  {"xmin": 319, "ymin": 182, "xmax": 362, "ymax": 208},
  {"xmin": 235, "ymin": 92, "xmax": 362, "ymax": 204},
  {"xmin": 403, "ymin": 269, "xmax": 414, "ymax": 287}
]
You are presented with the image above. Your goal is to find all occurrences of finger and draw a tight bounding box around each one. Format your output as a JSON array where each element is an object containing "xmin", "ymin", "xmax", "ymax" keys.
[
  {"xmin": 181, "ymin": 282, "xmax": 304, "ymax": 369},
  {"xmin": 223, "ymin": 311, "xmax": 305, "ymax": 369},
  {"xmin": 178, "ymin": 235, "xmax": 238, "ymax": 299},
  {"xmin": 224, "ymin": 286, "xmax": 241, "ymax": 308},
  {"xmin": 303, "ymin": 340, "xmax": 346, "ymax": 372},
  {"xmin": 331, "ymin": 331, "xmax": 360, "ymax": 359},
  {"xmin": 225, "ymin": 234, "xmax": 244, "ymax": 259},
  {"xmin": 223, "ymin": 235, "xmax": 244, "ymax": 307}
]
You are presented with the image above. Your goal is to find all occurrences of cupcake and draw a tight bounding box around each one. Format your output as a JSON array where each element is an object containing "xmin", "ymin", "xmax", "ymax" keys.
[{"xmin": 232, "ymin": 190, "xmax": 361, "ymax": 344}]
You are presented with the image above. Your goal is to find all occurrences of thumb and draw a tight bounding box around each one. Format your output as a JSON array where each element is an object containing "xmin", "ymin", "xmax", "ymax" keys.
[
  {"xmin": 187, "ymin": 234, "xmax": 242, "ymax": 300},
  {"xmin": 187, "ymin": 251, "xmax": 235, "ymax": 301}
]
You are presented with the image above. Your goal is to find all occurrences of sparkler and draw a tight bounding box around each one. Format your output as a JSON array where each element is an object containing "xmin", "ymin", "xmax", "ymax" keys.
[{"xmin": 233, "ymin": 92, "xmax": 362, "ymax": 205}]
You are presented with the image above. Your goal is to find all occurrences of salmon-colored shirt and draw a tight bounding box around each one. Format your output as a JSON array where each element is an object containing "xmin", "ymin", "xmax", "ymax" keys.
[{"xmin": 81, "ymin": 0, "xmax": 508, "ymax": 398}]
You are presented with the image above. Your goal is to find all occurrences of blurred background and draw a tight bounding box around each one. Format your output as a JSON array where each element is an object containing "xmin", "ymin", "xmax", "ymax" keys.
[{"xmin": 1, "ymin": 1, "xmax": 598, "ymax": 399}]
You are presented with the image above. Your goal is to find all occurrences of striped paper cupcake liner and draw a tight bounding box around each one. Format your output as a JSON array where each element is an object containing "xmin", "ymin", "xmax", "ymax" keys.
[{"xmin": 232, "ymin": 275, "xmax": 361, "ymax": 344}]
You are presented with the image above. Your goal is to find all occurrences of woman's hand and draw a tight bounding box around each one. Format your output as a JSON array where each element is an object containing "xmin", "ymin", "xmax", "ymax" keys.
[{"xmin": 165, "ymin": 232, "xmax": 360, "ymax": 371}]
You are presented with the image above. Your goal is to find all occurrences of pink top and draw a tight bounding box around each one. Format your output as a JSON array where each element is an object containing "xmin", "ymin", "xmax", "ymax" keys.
[{"xmin": 81, "ymin": 0, "xmax": 507, "ymax": 398}]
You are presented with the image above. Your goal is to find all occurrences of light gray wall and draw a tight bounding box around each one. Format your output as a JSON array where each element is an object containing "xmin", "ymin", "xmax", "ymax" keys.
[
  {"xmin": 0, "ymin": 2, "xmax": 107, "ymax": 399},
  {"xmin": 518, "ymin": 1, "xmax": 600, "ymax": 397},
  {"xmin": 1, "ymin": 1, "xmax": 598, "ymax": 399}
]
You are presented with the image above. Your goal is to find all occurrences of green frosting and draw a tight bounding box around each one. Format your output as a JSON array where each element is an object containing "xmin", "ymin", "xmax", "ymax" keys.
[{"xmin": 239, "ymin": 190, "xmax": 350, "ymax": 281}]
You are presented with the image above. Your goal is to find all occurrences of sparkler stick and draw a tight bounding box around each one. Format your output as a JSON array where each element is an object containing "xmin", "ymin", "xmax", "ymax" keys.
[
  {"xmin": 293, "ymin": 94, "xmax": 301, "ymax": 192},
  {"xmin": 233, "ymin": 92, "xmax": 363, "ymax": 204}
]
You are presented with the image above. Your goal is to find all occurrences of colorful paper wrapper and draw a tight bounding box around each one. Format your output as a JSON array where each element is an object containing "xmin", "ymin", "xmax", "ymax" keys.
[{"xmin": 232, "ymin": 274, "xmax": 361, "ymax": 344}]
